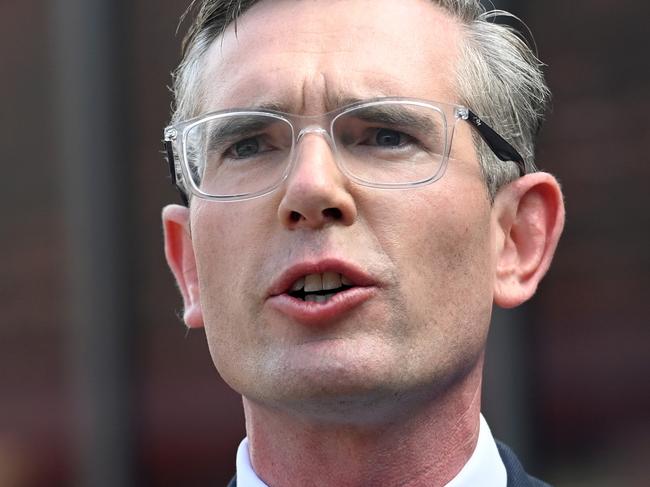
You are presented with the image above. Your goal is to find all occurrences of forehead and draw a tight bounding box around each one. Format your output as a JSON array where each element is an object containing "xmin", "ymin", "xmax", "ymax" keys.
[{"xmin": 200, "ymin": 0, "xmax": 464, "ymax": 114}]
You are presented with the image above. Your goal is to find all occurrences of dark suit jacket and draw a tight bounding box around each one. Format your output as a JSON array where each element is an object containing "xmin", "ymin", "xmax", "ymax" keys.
[
  {"xmin": 495, "ymin": 441, "xmax": 551, "ymax": 487},
  {"xmin": 226, "ymin": 440, "xmax": 551, "ymax": 486}
]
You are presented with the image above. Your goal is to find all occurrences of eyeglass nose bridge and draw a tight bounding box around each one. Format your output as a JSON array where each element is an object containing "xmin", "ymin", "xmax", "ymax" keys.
[
  {"xmin": 286, "ymin": 123, "xmax": 345, "ymax": 183},
  {"xmin": 292, "ymin": 123, "xmax": 338, "ymax": 162},
  {"xmin": 295, "ymin": 124, "xmax": 332, "ymax": 143}
]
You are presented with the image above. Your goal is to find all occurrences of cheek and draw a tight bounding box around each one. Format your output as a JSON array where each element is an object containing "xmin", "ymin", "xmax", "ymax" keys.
[
  {"xmin": 373, "ymin": 187, "xmax": 495, "ymax": 329},
  {"xmin": 191, "ymin": 199, "xmax": 276, "ymax": 292},
  {"xmin": 379, "ymin": 187, "xmax": 492, "ymax": 264},
  {"xmin": 193, "ymin": 207, "xmax": 242, "ymax": 296},
  {"xmin": 190, "ymin": 203, "xmax": 271, "ymax": 351}
]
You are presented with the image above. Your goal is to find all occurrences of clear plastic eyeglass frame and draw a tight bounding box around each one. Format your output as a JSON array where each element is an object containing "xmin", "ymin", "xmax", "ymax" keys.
[{"xmin": 163, "ymin": 97, "xmax": 525, "ymax": 205}]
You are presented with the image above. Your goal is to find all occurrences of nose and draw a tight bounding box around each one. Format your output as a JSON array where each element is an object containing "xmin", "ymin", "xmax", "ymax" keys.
[{"xmin": 277, "ymin": 130, "xmax": 357, "ymax": 229}]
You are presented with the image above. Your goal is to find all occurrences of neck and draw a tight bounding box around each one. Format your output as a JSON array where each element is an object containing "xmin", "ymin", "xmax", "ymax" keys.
[{"xmin": 243, "ymin": 360, "xmax": 483, "ymax": 487}]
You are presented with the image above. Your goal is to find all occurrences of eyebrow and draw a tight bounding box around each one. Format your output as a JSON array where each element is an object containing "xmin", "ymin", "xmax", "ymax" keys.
[
  {"xmin": 349, "ymin": 104, "xmax": 438, "ymax": 134},
  {"xmin": 246, "ymin": 96, "xmax": 362, "ymax": 114},
  {"xmin": 205, "ymin": 116, "xmax": 279, "ymax": 150}
]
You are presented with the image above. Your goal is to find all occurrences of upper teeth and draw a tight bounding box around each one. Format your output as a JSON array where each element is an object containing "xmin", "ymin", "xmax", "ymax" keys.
[{"xmin": 290, "ymin": 272, "xmax": 353, "ymax": 292}]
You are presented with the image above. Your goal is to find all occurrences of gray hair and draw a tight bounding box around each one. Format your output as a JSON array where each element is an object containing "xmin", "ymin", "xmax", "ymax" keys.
[{"xmin": 171, "ymin": 0, "xmax": 550, "ymax": 198}]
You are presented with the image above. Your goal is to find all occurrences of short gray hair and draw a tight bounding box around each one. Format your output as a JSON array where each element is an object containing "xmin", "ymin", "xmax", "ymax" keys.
[{"xmin": 171, "ymin": 0, "xmax": 550, "ymax": 198}]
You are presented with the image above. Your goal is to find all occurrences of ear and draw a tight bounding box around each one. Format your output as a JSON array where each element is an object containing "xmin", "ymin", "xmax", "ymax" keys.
[
  {"xmin": 162, "ymin": 204, "xmax": 204, "ymax": 328},
  {"xmin": 492, "ymin": 172, "xmax": 565, "ymax": 308}
]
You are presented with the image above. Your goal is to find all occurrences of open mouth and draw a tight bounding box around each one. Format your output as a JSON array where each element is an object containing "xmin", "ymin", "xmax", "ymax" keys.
[
  {"xmin": 287, "ymin": 272, "xmax": 355, "ymax": 303},
  {"xmin": 267, "ymin": 262, "xmax": 377, "ymax": 323}
]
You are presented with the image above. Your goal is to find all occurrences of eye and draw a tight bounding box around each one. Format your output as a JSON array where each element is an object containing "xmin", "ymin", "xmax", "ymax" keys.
[
  {"xmin": 374, "ymin": 128, "xmax": 404, "ymax": 147},
  {"xmin": 231, "ymin": 137, "xmax": 261, "ymax": 158}
]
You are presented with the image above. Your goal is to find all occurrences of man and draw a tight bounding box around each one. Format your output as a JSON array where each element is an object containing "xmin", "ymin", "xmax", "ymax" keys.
[{"xmin": 161, "ymin": 0, "xmax": 565, "ymax": 485}]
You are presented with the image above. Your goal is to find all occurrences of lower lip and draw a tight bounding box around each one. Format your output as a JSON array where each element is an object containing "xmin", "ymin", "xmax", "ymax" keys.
[{"xmin": 267, "ymin": 287, "xmax": 377, "ymax": 324}]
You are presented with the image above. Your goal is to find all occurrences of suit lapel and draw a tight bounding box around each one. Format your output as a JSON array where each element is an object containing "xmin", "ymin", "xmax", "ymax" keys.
[{"xmin": 496, "ymin": 440, "xmax": 552, "ymax": 487}]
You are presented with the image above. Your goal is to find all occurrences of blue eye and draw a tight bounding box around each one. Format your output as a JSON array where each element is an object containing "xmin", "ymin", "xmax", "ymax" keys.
[
  {"xmin": 233, "ymin": 138, "xmax": 260, "ymax": 157},
  {"xmin": 375, "ymin": 128, "xmax": 404, "ymax": 147}
]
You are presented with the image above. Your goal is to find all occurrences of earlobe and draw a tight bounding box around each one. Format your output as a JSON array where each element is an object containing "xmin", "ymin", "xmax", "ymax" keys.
[
  {"xmin": 493, "ymin": 173, "xmax": 565, "ymax": 309},
  {"xmin": 162, "ymin": 204, "xmax": 205, "ymax": 328}
]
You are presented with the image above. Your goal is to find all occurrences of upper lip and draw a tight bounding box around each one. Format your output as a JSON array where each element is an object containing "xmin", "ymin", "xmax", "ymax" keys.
[{"xmin": 267, "ymin": 258, "xmax": 378, "ymax": 297}]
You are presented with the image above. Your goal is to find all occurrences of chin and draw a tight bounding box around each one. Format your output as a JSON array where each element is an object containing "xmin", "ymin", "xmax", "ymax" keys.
[
  {"xmin": 239, "ymin": 362, "xmax": 450, "ymax": 426},
  {"xmin": 257, "ymin": 384, "xmax": 415, "ymax": 426}
]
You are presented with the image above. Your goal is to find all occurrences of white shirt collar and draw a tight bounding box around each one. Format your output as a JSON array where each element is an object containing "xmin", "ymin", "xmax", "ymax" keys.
[
  {"xmin": 445, "ymin": 414, "xmax": 507, "ymax": 487},
  {"xmin": 235, "ymin": 437, "xmax": 269, "ymax": 487},
  {"xmin": 235, "ymin": 414, "xmax": 506, "ymax": 487}
]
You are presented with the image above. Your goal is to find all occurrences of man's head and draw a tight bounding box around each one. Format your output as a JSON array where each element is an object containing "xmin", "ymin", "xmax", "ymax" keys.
[{"xmin": 162, "ymin": 0, "xmax": 564, "ymax": 423}]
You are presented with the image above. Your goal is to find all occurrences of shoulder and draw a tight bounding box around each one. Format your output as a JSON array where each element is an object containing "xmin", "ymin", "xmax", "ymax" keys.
[{"xmin": 496, "ymin": 440, "xmax": 553, "ymax": 487}]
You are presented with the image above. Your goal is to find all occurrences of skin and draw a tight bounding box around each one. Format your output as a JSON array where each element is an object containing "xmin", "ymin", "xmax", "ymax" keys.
[{"xmin": 163, "ymin": 0, "xmax": 565, "ymax": 485}]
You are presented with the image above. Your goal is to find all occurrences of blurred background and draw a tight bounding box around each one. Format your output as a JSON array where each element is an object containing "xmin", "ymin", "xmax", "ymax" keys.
[{"xmin": 1, "ymin": 0, "xmax": 648, "ymax": 486}]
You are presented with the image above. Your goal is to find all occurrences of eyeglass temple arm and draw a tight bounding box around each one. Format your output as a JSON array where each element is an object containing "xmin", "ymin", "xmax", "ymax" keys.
[
  {"xmin": 164, "ymin": 139, "xmax": 190, "ymax": 206},
  {"xmin": 466, "ymin": 110, "xmax": 526, "ymax": 177}
]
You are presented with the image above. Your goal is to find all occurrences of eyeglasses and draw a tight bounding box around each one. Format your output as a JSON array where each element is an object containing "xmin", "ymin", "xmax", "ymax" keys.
[{"xmin": 163, "ymin": 97, "xmax": 524, "ymax": 204}]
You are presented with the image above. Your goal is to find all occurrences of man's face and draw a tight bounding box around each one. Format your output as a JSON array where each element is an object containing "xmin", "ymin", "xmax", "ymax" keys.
[{"xmin": 188, "ymin": 0, "xmax": 497, "ymax": 419}]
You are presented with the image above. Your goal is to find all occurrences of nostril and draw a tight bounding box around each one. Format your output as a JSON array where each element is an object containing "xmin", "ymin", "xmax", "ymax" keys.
[
  {"xmin": 323, "ymin": 208, "xmax": 342, "ymax": 220},
  {"xmin": 289, "ymin": 211, "xmax": 302, "ymax": 222}
]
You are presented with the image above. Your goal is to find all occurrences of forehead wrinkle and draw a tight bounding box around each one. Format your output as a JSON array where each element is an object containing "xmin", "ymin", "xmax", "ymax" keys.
[
  {"xmin": 199, "ymin": 0, "xmax": 464, "ymax": 115},
  {"xmin": 201, "ymin": 68, "xmax": 435, "ymax": 116},
  {"xmin": 298, "ymin": 70, "xmax": 328, "ymax": 115}
]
